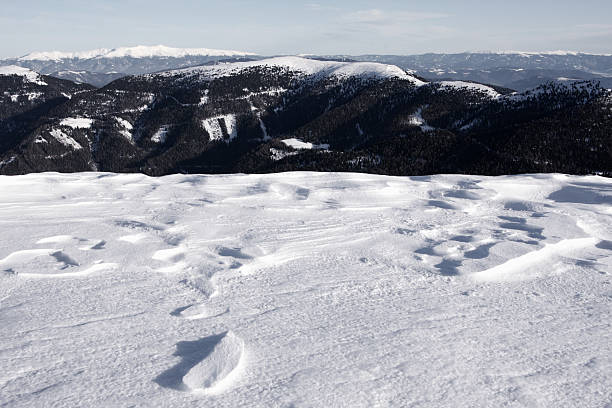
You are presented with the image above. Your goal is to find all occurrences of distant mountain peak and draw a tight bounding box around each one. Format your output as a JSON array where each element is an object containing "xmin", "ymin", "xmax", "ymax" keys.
[
  {"xmin": 492, "ymin": 50, "xmax": 612, "ymax": 57},
  {"xmin": 17, "ymin": 45, "xmax": 257, "ymax": 61}
]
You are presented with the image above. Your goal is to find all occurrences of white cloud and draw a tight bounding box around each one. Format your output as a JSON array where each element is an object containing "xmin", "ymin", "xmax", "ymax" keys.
[
  {"xmin": 334, "ymin": 8, "xmax": 452, "ymax": 39},
  {"xmin": 305, "ymin": 3, "xmax": 339, "ymax": 12},
  {"xmin": 344, "ymin": 9, "xmax": 448, "ymax": 24}
]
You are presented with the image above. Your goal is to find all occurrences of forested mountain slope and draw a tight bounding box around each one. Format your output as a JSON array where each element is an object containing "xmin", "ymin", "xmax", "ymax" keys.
[{"xmin": 0, "ymin": 57, "xmax": 610, "ymax": 176}]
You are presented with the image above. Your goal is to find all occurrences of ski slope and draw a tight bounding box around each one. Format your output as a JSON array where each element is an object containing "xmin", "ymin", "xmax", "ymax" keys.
[{"xmin": 0, "ymin": 172, "xmax": 610, "ymax": 407}]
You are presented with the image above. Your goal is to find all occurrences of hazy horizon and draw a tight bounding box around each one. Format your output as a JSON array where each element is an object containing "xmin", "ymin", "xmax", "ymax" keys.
[
  {"xmin": 1, "ymin": 0, "xmax": 611, "ymax": 59},
  {"xmin": 4, "ymin": 45, "xmax": 612, "ymax": 60}
]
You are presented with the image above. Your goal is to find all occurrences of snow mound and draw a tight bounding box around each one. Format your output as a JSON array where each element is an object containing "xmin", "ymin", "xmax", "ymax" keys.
[
  {"xmin": 18, "ymin": 45, "xmax": 256, "ymax": 61},
  {"xmin": 165, "ymin": 56, "xmax": 425, "ymax": 85},
  {"xmin": 473, "ymin": 237, "xmax": 600, "ymax": 282},
  {"xmin": 0, "ymin": 65, "xmax": 47, "ymax": 85},
  {"xmin": 182, "ymin": 331, "xmax": 244, "ymax": 393}
]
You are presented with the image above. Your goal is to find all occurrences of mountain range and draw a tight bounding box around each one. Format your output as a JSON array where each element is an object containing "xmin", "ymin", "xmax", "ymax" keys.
[
  {"xmin": 1, "ymin": 46, "xmax": 258, "ymax": 87},
  {"xmin": 2, "ymin": 46, "xmax": 612, "ymax": 90},
  {"xmin": 1, "ymin": 55, "xmax": 610, "ymax": 177}
]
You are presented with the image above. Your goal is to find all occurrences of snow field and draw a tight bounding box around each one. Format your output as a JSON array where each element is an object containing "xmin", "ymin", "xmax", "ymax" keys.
[{"xmin": 0, "ymin": 172, "xmax": 610, "ymax": 407}]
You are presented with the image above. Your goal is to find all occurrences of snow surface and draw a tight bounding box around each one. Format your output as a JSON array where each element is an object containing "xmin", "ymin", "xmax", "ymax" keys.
[
  {"xmin": 282, "ymin": 138, "xmax": 330, "ymax": 150},
  {"xmin": 165, "ymin": 57, "xmax": 425, "ymax": 85},
  {"xmin": 0, "ymin": 65, "xmax": 47, "ymax": 86},
  {"xmin": 59, "ymin": 117, "xmax": 94, "ymax": 129},
  {"xmin": 437, "ymin": 81, "xmax": 500, "ymax": 98},
  {"xmin": 17, "ymin": 45, "xmax": 256, "ymax": 61},
  {"xmin": 0, "ymin": 172, "xmax": 610, "ymax": 407}
]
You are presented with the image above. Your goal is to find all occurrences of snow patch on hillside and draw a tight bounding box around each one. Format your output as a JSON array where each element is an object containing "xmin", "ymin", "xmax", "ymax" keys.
[
  {"xmin": 60, "ymin": 117, "xmax": 94, "ymax": 129},
  {"xmin": 0, "ymin": 65, "xmax": 47, "ymax": 85},
  {"xmin": 202, "ymin": 114, "xmax": 237, "ymax": 142},
  {"xmin": 270, "ymin": 148, "xmax": 299, "ymax": 161},
  {"xmin": 114, "ymin": 117, "xmax": 134, "ymax": 142},
  {"xmin": 151, "ymin": 126, "xmax": 170, "ymax": 143},
  {"xmin": 282, "ymin": 138, "xmax": 330, "ymax": 150},
  {"xmin": 49, "ymin": 129, "xmax": 82, "ymax": 150},
  {"xmin": 407, "ymin": 107, "xmax": 434, "ymax": 132}
]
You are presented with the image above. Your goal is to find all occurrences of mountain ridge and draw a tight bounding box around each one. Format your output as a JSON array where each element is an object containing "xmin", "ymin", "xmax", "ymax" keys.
[
  {"xmin": 1, "ymin": 56, "xmax": 609, "ymax": 177},
  {"xmin": 3, "ymin": 48, "xmax": 611, "ymax": 90},
  {"xmin": 15, "ymin": 45, "xmax": 258, "ymax": 61}
]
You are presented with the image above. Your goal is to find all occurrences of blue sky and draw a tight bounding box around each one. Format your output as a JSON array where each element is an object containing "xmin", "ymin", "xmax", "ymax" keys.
[{"xmin": 1, "ymin": 0, "xmax": 611, "ymax": 57}]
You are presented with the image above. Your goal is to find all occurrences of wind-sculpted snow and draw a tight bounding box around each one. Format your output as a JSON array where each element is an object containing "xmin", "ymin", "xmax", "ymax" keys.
[{"xmin": 0, "ymin": 172, "xmax": 610, "ymax": 407}]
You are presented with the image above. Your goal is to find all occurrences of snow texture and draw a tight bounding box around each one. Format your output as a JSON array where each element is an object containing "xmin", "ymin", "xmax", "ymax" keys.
[
  {"xmin": 17, "ymin": 45, "xmax": 256, "ymax": 61},
  {"xmin": 0, "ymin": 65, "xmax": 47, "ymax": 85},
  {"xmin": 0, "ymin": 172, "xmax": 610, "ymax": 407}
]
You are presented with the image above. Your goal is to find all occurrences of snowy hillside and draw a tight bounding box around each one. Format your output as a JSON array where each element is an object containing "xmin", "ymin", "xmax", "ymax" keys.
[
  {"xmin": 1, "ymin": 172, "xmax": 610, "ymax": 407},
  {"xmin": 437, "ymin": 80, "xmax": 501, "ymax": 98},
  {"xmin": 162, "ymin": 56, "xmax": 424, "ymax": 84}
]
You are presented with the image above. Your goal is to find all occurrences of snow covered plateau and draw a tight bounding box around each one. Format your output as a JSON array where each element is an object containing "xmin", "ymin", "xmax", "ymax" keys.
[{"xmin": 0, "ymin": 172, "xmax": 610, "ymax": 407}]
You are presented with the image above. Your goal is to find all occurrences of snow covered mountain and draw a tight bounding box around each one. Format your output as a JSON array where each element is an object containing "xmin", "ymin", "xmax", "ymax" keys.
[
  {"xmin": 0, "ymin": 45, "xmax": 260, "ymax": 86},
  {"xmin": 0, "ymin": 57, "xmax": 610, "ymax": 176},
  {"xmin": 334, "ymin": 52, "xmax": 612, "ymax": 91},
  {"xmin": 3, "ymin": 49, "xmax": 612, "ymax": 89},
  {"xmin": 1, "ymin": 171, "xmax": 610, "ymax": 406},
  {"xmin": 157, "ymin": 56, "xmax": 425, "ymax": 83},
  {"xmin": 17, "ymin": 45, "xmax": 257, "ymax": 61}
]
